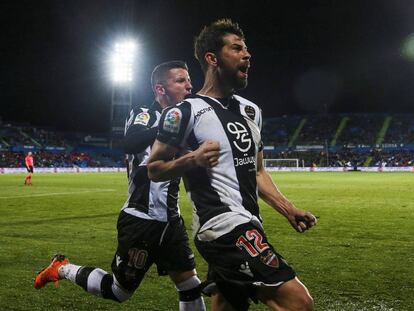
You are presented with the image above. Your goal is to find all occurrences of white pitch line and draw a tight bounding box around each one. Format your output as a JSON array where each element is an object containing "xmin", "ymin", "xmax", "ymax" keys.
[{"xmin": 0, "ymin": 189, "xmax": 116, "ymax": 199}]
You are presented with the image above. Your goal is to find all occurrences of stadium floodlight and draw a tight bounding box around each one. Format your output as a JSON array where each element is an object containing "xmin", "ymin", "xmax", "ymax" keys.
[
  {"xmin": 109, "ymin": 38, "xmax": 138, "ymax": 148},
  {"xmin": 111, "ymin": 40, "xmax": 137, "ymax": 83},
  {"xmin": 402, "ymin": 33, "xmax": 414, "ymax": 62}
]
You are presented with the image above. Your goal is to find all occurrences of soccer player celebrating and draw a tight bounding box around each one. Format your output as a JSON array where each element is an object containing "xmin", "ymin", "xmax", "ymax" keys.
[
  {"xmin": 24, "ymin": 151, "xmax": 34, "ymax": 185},
  {"xmin": 34, "ymin": 61, "xmax": 205, "ymax": 311},
  {"xmin": 148, "ymin": 20, "xmax": 317, "ymax": 311}
]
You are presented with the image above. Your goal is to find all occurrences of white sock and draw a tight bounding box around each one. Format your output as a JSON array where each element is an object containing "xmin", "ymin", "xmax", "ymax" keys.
[
  {"xmin": 176, "ymin": 276, "xmax": 201, "ymax": 291},
  {"xmin": 176, "ymin": 276, "xmax": 206, "ymax": 311},
  {"xmin": 179, "ymin": 298, "xmax": 206, "ymax": 311},
  {"xmin": 58, "ymin": 264, "xmax": 81, "ymax": 283}
]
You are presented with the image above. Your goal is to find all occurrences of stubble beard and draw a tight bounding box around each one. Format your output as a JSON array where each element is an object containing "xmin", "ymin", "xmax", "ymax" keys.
[{"xmin": 219, "ymin": 68, "xmax": 248, "ymax": 92}]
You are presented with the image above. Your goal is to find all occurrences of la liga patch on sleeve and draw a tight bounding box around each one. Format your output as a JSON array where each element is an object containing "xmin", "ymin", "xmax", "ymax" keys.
[
  {"xmin": 134, "ymin": 111, "xmax": 150, "ymax": 126},
  {"xmin": 163, "ymin": 108, "xmax": 182, "ymax": 133}
]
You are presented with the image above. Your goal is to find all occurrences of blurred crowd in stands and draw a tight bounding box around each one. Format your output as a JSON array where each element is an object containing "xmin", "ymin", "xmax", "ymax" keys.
[
  {"xmin": 0, "ymin": 151, "xmax": 102, "ymax": 168},
  {"xmin": 260, "ymin": 113, "xmax": 414, "ymax": 167},
  {"xmin": 0, "ymin": 122, "xmax": 123, "ymax": 168},
  {"xmin": 1, "ymin": 113, "xmax": 414, "ymax": 168},
  {"xmin": 263, "ymin": 113, "xmax": 414, "ymax": 147}
]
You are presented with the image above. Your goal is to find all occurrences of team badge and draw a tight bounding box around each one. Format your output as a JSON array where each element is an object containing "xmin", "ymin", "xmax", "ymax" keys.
[
  {"xmin": 244, "ymin": 105, "xmax": 256, "ymax": 120},
  {"xmin": 260, "ymin": 250, "xmax": 279, "ymax": 268},
  {"xmin": 163, "ymin": 108, "xmax": 182, "ymax": 134},
  {"xmin": 134, "ymin": 112, "xmax": 150, "ymax": 126},
  {"xmin": 227, "ymin": 122, "xmax": 252, "ymax": 152}
]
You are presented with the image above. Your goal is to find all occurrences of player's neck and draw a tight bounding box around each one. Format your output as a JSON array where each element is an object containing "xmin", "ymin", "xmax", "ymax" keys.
[
  {"xmin": 199, "ymin": 72, "xmax": 234, "ymax": 99},
  {"xmin": 156, "ymin": 97, "xmax": 169, "ymax": 110}
]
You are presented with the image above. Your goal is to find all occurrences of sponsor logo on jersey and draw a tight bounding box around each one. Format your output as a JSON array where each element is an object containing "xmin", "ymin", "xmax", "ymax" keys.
[
  {"xmin": 234, "ymin": 155, "xmax": 256, "ymax": 167},
  {"xmin": 134, "ymin": 112, "xmax": 150, "ymax": 126},
  {"xmin": 194, "ymin": 106, "xmax": 213, "ymax": 120},
  {"xmin": 260, "ymin": 250, "xmax": 279, "ymax": 268},
  {"xmin": 227, "ymin": 122, "xmax": 252, "ymax": 152},
  {"xmin": 244, "ymin": 105, "xmax": 256, "ymax": 120},
  {"xmin": 163, "ymin": 108, "xmax": 182, "ymax": 133},
  {"xmin": 116, "ymin": 254, "xmax": 123, "ymax": 267}
]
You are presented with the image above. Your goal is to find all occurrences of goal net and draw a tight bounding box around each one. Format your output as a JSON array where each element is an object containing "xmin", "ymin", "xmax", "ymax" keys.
[{"xmin": 264, "ymin": 158, "xmax": 299, "ymax": 168}]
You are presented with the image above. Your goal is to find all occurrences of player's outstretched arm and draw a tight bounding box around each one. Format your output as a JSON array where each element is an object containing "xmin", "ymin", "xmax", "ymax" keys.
[
  {"xmin": 256, "ymin": 151, "xmax": 317, "ymax": 233},
  {"xmin": 148, "ymin": 140, "xmax": 220, "ymax": 182}
]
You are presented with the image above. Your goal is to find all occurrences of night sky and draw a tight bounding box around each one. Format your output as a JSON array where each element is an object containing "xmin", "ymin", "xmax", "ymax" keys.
[{"xmin": 2, "ymin": 0, "xmax": 414, "ymax": 133}]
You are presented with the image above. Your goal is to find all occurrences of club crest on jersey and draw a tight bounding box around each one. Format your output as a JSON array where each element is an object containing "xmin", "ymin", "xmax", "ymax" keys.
[
  {"xmin": 244, "ymin": 105, "xmax": 256, "ymax": 120},
  {"xmin": 163, "ymin": 108, "xmax": 182, "ymax": 133},
  {"xmin": 134, "ymin": 112, "xmax": 150, "ymax": 126},
  {"xmin": 260, "ymin": 250, "xmax": 279, "ymax": 268},
  {"xmin": 227, "ymin": 122, "xmax": 252, "ymax": 152}
]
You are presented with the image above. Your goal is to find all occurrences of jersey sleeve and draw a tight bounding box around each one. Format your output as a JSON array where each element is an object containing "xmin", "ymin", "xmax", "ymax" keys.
[
  {"xmin": 157, "ymin": 101, "xmax": 193, "ymax": 148},
  {"xmin": 125, "ymin": 107, "xmax": 158, "ymax": 133},
  {"xmin": 123, "ymin": 107, "xmax": 159, "ymax": 154}
]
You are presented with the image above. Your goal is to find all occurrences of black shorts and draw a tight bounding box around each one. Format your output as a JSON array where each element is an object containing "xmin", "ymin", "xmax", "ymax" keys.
[
  {"xmin": 111, "ymin": 211, "xmax": 196, "ymax": 291},
  {"xmin": 26, "ymin": 166, "xmax": 33, "ymax": 173},
  {"xmin": 195, "ymin": 222, "xmax": 296, "ymax": 311}
]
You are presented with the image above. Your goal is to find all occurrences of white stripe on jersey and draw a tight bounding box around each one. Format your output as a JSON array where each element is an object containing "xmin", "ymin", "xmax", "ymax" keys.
[
  {"xmin": 149, "ymin": 180, "xmax": 180, "ymax": 221},
  {"xmin": 122, "ymin": 207, "xmax": 161, "ymax": 221}
]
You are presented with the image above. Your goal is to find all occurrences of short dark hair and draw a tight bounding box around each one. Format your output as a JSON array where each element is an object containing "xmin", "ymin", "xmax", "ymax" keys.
[
  {"xmin": 151, "ymin": 60, "xmax": 188, "ymax": 91},
  {"xmin": 194, "ymin": 19, "xmax": 245, "ymax": 73}
]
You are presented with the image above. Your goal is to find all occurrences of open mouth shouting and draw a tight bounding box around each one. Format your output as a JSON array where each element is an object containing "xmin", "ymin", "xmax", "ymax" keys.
[{"xmin": 238, "ymin": 63, "xmax": 250, "ymax": 79}]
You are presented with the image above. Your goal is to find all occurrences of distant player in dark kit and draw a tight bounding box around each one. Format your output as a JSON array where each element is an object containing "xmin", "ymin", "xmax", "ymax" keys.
[
  {"xmin": 148, "ymin": 20, "xmax": 317, "ymax": 311},
  {"xmin": 24, "ymin": 151, "xmax": 34, "ymax": 185},
  {"xmin": 34, "ymin": 61, "xmax": 205, "ymax": 311}
]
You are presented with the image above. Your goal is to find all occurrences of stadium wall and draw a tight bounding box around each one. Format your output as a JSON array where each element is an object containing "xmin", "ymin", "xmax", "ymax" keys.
[
  {"xmin": 265, "ymin": 167, "xmax": 414, "ymax": 172},
  {"xmin": 1, "ymin": 167, "xmax": 413, "ymax": 174},
  {"xmin": 0, "ymin": 167, "xmax": 127, "ymax": 174}
]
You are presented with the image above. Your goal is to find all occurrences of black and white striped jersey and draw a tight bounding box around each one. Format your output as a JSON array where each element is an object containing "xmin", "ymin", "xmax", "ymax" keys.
[
  {"xmin": 157, "ymin": 94, "xmax": 263, "ymax": 240},
  {"xmin": 123, "ymin": 101, "xmax": 180, "ymax": 222}
]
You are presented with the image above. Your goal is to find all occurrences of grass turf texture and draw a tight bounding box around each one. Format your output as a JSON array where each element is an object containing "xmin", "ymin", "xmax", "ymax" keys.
[{"xmin": 0, "ymin": 172, "xmax": 413, "ymax": 311}]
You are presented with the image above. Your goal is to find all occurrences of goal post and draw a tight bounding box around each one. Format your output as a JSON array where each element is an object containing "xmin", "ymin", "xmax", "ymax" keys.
[{"xmin": 263, "ymin": 158, "xmax": 299, "ymax": 168}]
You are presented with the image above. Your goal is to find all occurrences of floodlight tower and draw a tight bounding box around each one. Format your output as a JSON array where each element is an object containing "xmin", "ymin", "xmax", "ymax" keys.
[{"xmin": 109, "ymin": 40, "xmax": 136, "ymax": 148}]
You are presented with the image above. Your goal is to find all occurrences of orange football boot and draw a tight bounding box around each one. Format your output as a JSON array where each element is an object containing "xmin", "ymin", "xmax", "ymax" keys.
[{"xmin": 34, "ymin": 254, "xmax": 69, "ymax": 289}]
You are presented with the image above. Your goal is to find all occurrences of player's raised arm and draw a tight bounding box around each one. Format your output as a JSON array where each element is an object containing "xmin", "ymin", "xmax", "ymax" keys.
[
  {"xmin": 148, "ymin": 139, "xmax": 220, "ymax": 182},
  {"xmin": 256, "ymin": 150, "xmax": 317, "ymax": 233}
]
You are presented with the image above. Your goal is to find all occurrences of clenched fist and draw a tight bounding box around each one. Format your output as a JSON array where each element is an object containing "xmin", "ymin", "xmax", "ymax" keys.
[{"xmin": 194, "ymin": 140, "xmax": 220, "ymax": 168}]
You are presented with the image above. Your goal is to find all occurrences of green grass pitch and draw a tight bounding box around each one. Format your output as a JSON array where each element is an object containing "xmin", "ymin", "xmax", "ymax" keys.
[{"xmin": 0, "ymin": 172, "xmax": 413, "ymax": 310}]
